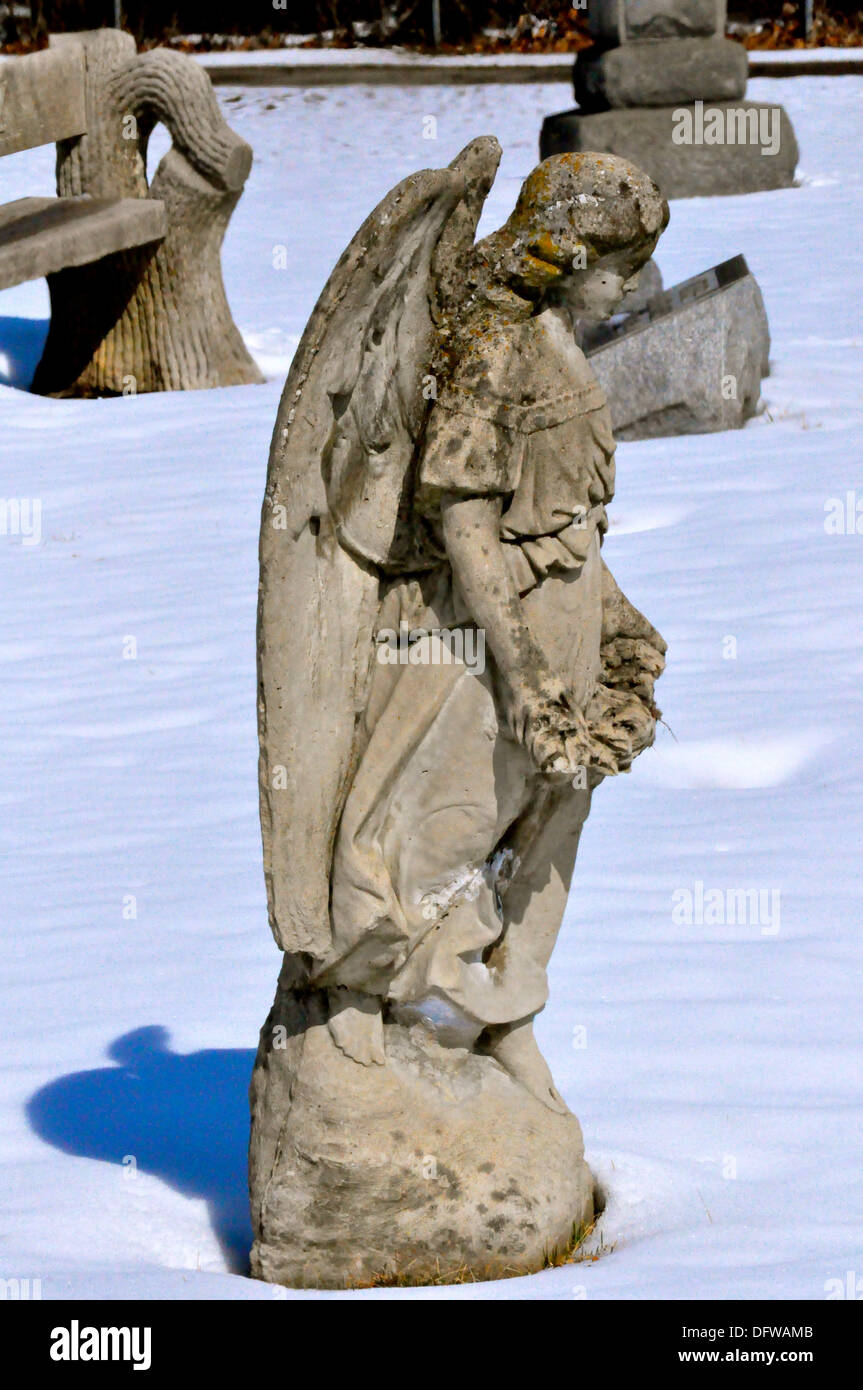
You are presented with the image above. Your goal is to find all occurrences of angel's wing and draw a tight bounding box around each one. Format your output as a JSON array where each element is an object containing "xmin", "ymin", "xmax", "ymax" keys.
[
  {"xmin": 258, "ymin": 140, "xmax": 501, "ymax": 961},
  {"xmin": 432, "ymin": 135, "xmax": 502, "ymax": 357}
]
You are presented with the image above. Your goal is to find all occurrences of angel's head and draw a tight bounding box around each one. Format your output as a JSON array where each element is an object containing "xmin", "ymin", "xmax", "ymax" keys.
[{"xmin": 475, "ymin": 152, "xmax": 669, "ymax": 322}]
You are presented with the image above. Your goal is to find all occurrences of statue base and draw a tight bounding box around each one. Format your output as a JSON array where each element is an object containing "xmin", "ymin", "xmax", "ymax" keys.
[{"xmin": 249, "ymin": 983, "xmax": 594, "ymax": 1289}]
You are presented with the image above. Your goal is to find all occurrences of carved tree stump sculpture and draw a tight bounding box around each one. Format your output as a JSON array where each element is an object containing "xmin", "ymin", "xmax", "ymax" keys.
[{"xmin": 32, "ymin": 30, "xmax": 263, "ymax": 396}]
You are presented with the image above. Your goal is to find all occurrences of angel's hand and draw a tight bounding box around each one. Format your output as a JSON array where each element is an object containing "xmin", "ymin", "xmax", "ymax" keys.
[{"xmin": 505, "ymin": 673, "xmax": 617, "ymax": 781}]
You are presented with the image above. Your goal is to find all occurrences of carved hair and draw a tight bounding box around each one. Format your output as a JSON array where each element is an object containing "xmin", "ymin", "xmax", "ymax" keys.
[{"xmin": 469, "ymin": 152, "xmax": 669, "ymax": 317}]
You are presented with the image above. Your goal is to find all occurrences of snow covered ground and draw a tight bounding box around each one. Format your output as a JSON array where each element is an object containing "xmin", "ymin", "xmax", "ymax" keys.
[{"xmin": 1, "ymin": 77, "xmax": 862, "ymax": 1301}]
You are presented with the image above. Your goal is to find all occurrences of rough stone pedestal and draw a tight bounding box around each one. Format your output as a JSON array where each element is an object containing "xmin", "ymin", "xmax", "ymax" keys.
[
  {"xmin": 249, "ymin": 978, "xmax": 594, "ymax": 1289},
  {"xmin": 540, "ymin": 103, "xmax": 798, "ymax": 198}
]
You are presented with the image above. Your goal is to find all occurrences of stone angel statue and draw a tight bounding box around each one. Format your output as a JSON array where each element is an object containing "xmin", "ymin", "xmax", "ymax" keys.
[{"xmin": 250, "ymin": 140, "xmax": 669, "ymax": 1289}]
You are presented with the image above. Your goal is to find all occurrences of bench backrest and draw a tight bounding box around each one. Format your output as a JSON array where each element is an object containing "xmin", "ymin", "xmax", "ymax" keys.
[{"xmin": 0, "ymin": 46, "xmax": 87, "ymax": 158}]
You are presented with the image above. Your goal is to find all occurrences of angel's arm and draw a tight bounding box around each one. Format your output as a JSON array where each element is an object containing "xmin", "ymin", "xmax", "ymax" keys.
[
  {"xmin": 440, "ymin": 493, "xmax": 543, "ymax": 690},
  {"xmin": 440, "ymin": 493, "xmax": 614, "ymax": 777}
]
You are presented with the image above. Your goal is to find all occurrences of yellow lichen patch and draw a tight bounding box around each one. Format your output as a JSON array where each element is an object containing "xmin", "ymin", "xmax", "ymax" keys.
[{"xmin": 529, "ymin": 229, "xmax": 567, "ymax": 266}]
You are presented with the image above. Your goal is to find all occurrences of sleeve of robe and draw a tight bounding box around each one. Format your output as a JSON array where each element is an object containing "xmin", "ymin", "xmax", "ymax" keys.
[{"xmin": 416, "ymin": 322, "xmax": 526, "ymax": 510}]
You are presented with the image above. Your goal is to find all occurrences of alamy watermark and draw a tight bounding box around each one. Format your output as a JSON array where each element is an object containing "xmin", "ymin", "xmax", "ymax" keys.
[
  {"xmin": 376, "ymin": 624, "xmax": 486, "ymax": 674},
  {"xmin": 0, "ymin": 497, "xmax": 41, "ymax": 545},
  {"xmin": 672, "ymin": 880, "xmax": 781, "ymax": 935},
  {"xmin": 50, "ymin": 1322, "xmax": 151, "ymax": 1370},
  {"xmin": 824, "ymin": 491, "xmax": 863, "ymax": 535},
  {"xmin": 0, "ymin": 1277, "xmax": 42, "ymax": 1299},
  {"xmin": 824, "ymin": 1270, "xmax": 862, "ymax": 1299},
  {"xmin": 672, "ymin": 101, "xmax": 781, "ymax": 157}
]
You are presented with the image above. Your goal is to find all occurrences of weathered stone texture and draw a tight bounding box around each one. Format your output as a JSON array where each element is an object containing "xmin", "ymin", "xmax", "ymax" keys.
[
  {"xmin": 0, "ymin": 47, "xmax": 86, "ymax": 157},
  {"xmin": 588, "ymin": 0, "xmax": 727, "ymax": 44}
]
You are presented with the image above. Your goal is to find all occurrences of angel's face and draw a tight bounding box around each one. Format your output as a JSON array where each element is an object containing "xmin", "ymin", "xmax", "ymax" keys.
[
  {"xmin": 555, "ymin": 249, "xmax": 646, "ymax": 323},
  {"xmin": 568, "ymin": 267, "xmax": 637, "ymax": 321}
]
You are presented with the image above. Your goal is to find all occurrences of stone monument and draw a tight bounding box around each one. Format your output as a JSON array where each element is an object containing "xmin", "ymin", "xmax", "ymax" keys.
[
  {"xmin": 582, "ymin": 254, "xmax": 770, "ymax": 437},
  {"xmin": 250, "ymin": 141, "xmax": 668, "ymax": 1288},
  {"xmin": 541, "ymin": 0, "xmax": 798, "ymax": 197}
]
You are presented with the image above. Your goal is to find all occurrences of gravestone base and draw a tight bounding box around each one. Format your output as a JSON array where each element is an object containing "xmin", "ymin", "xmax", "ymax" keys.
[
  {"xmin": 249, "ymin": 980, "xmax": 594, "ymax": 1289},
  {"xmin": 540, "ymin": 102, "xmax": 798, "ymax": 198},
  {"xmin": 585, "ymin": 256, "xmax": 770, "ymax": 439}
]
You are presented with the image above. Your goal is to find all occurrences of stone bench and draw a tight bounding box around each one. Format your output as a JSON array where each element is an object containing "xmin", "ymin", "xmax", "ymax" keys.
[
  {"xmin": 0, "ymin": 45, "xmax": 167, "ymax": 292},
  {"xmin": 0, "ymin": 31, "xmax": 262, "ymax": 396},
  {"xmin": 0, "ymin": 195, "xmax": 167, "ymax": 291}
]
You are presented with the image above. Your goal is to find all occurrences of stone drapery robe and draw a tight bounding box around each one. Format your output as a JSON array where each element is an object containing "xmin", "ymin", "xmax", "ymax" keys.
[{"xmin": 314, "ymin": 306, "xmax": 616, "ymax": 1034}]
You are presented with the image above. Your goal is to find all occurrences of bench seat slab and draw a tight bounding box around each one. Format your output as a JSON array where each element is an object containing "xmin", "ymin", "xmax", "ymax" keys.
[{"xmin": 0, "ymin": 195, "xmax": 167, "ymax": 291}]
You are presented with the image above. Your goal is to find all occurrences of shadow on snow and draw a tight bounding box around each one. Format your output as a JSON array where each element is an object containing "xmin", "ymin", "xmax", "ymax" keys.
[
  {"xmin": 27, "ymin": 1025, "xmax": 256, "ymax": 1273},
  {"xmin": 0, "ymin": 316, "xmax": 48, "ymax": 390}
]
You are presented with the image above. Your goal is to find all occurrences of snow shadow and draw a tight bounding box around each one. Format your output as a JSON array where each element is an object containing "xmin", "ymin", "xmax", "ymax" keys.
[
  {"xmin": 26, "ymin": 1025, "xmax": 256, "ymax": 1272},
  {"xmin": 0, "ymin": 316, "xmax": 49, "ymax": 390}
]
